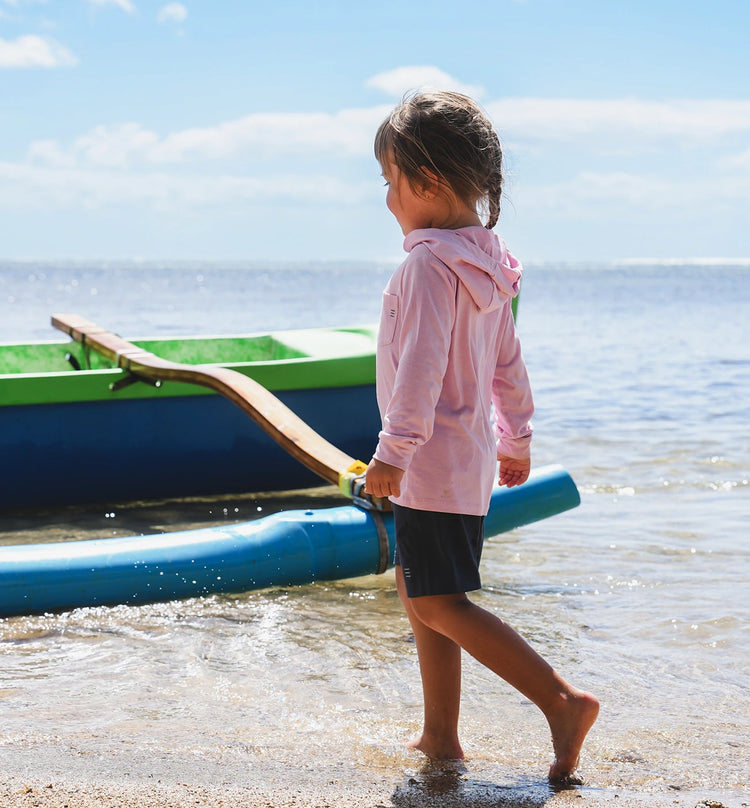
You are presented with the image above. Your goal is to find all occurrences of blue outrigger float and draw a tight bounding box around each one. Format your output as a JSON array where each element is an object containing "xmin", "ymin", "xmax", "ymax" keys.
[
  {"xmin": 0, "ymin": 465, "xmax": 580, "ymax": 617},
  {"xmin": 0, "ymin": 314, "xmax": 580, "ymax": 618}
]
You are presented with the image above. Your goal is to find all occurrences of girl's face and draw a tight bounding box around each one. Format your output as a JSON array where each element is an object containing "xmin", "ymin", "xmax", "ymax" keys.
[
  {"xmin": 380, "ymin": 156, "xmax": 483, "ymax": 235},
  {"xmin": 380, "ymin": 159, "xmax": 435, "ymax": 236}
]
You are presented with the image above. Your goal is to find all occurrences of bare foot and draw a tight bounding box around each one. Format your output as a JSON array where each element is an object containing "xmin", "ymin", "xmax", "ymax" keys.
[
  {"xmin": 547, "ymin": 690, "xmax": 599, "ymax": 782},
  {"xmin": 407, "ymin": 731, "xmax": 465, "ymax": 761}
]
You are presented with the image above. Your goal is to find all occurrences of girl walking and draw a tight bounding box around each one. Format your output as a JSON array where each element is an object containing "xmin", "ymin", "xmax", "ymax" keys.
[{"xmin": 364, "ymin": 91, "xmax": 599, "ymax": 782}]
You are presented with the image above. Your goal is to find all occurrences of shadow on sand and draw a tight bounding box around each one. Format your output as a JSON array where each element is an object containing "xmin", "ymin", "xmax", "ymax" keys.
[{"xmin": 389, "ymin": 759, "xmax": 585, "ymax": 808}]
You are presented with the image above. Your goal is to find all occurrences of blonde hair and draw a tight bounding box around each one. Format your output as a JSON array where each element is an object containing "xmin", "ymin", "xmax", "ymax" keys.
[{"xmin": 374, "ymin": 91, "xmax": 504, "ymax": 229}]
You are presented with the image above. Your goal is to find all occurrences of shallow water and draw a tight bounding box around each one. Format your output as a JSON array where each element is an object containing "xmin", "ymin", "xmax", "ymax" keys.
[{"xmin": 1, "ymin": 261, "xmax": 748, "ymax": 803}]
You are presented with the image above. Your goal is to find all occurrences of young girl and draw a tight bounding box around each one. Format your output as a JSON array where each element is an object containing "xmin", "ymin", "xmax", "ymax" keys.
[{"xmin": 364, "ymin": 91, "xmax": 599, "ymax": 783}]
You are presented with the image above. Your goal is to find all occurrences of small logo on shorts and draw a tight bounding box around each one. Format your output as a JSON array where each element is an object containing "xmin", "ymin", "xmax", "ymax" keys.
[{"xmin": 403, "ymin": 567, "xmax": 412, "ymax": 579}]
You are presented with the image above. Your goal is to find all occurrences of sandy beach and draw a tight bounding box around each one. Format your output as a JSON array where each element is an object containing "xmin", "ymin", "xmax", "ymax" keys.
[
  {"xmin": 2, "ymin": 774, "xmax": 746, "ymax": 808},
  {"xmin": 2, "ymin": 743, "xmax": 746, "ymax": 808}
]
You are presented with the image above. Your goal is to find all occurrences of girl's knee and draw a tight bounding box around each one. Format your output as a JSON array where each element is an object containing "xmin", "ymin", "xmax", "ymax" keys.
[{"xmin": 410, "ymin": 593, "xmax": 470, "ymax": 631}]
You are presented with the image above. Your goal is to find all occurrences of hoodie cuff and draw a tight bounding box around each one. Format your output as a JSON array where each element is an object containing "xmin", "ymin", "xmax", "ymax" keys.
[
  {"xmin": 373, "ymin": 434, "xmax": 414, "ymax": 472},
  {"xmin": 496, "ymin": 433, "xmax": 532, "ymax": 460}
]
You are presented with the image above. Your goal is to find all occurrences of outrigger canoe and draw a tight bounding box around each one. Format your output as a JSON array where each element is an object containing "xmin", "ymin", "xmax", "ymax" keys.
[
  {"xmin": 1, "ymin": 323, "xmax": 380, "ymax": 512},
  {"xmin": 0, "ymin": 314, "xmax": 581, "ymax": 618}
]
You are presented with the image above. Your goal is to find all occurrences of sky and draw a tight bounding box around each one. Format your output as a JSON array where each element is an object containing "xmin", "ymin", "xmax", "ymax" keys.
[{"xmin": 1, "ymin": 0, "xmax": 749, "ymax": 264}]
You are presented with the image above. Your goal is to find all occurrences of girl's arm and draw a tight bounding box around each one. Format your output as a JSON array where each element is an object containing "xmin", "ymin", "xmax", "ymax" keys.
[
  {"xmin": 492, "ymin": 312, "xmax": 534, "ymax": 461},
  {"xmin": 374, "ymin": 254, "xmax": 456, "ymax": 472}
]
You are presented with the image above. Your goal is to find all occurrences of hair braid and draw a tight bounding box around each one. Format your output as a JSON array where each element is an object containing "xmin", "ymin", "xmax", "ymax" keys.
[{"xmin": 485, "ymin": 129, "xmax": 504, "ymax": 230}]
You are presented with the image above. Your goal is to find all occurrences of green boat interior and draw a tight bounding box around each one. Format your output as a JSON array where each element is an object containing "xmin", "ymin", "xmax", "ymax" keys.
[{"xmin": 0, "ymin": 326, "xmax": 377, "ymax": 406}]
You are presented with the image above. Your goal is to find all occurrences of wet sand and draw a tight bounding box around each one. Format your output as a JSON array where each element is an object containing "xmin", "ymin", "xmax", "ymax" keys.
[
  {"xmin": 2, "ymin": 776, "xmax": 746, "ymax": 808},
  {"xmin": 2, "ymin": 752, "xmax": 746, "ymax": 808}
]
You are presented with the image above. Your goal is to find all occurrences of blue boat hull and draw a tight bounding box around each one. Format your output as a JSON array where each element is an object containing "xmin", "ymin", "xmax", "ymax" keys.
[
  {"xmin": 1, "ymin": 384, "xmax": 380, "ymax": 511},
  {"xmin": 0, "ymin": 465, "xmax": 580, "ymax": 618}
]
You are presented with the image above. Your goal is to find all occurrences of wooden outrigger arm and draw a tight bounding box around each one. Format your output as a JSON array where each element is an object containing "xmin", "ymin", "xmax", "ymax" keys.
[{"xmin": 51, "ymin": 314, "xmax": 388, "ymax": 512}]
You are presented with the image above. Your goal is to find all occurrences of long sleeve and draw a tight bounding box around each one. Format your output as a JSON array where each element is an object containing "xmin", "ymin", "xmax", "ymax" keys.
[
  {"xmin": 374, "ymin": 256, "xmax": 456, "ymax": 471},
  {"xmin": 491, "ymin": 313, "xmax": 534, "ymax": 459}
]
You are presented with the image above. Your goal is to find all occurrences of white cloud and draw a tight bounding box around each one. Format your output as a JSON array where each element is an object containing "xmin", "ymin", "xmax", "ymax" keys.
[
  {"xmin": 74, "ymin": 123, "xmax": 160, "ymax": 167},
  {"xmin": 5, "ymin": 156, "xmax": 748, "ymax": 222},
  {"xmin": 153, "ymin": 106, "xmax": 390, "ymax": 161},
  {"xmin": 27, "ymin": 107, "xmax": 392, "ymax": 167},
  {"xmin": 719, "ymin": 147, "xmax": 750, "ymax": 172},
  {"xmin": 88, "ymin": 0, "xmax": 136, "ymax": 13},
  {"xmin": 366, "ymin": 67, "xmax": 485, "ymax": 100},
  {"xmin": 157, "ymin": 3, "xmax": 187, "ymax": 24},
  {"xmin": 0, "ymin": 34, "xmax": 78, "ymax": 68},
  {"xmin": 26, "ymin": 139, "xmax": 76, "ymax": 167},
  {"xmin": 26, "ymin": 95, "xmax": 750, "ymax": 173},
  {"xmin": 0, "ymin": 160, "xmax": 377, "ymax": 211},
  {"xmin": 486, "ymin": 98, "xmax": 750, "ymax": 144},
  {"xmin": 514, "ymin": 170, "xmax": 750, "ymax": 219},
  {"xmin": 11, "ymin": 82, "xmax": 750, "ymax": 229}
]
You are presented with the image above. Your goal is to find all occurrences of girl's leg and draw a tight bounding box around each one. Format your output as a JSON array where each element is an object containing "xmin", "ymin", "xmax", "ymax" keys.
[
  {"xmin": 396, "ymin": 566, "xmax": 464, "ymax": 760},
  {"xmin": 408, "ymin": 593, "xmax": 599, "ymax": 780}
]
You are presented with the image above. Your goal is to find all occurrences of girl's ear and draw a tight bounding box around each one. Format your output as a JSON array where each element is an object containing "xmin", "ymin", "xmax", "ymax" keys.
[{"xmin": 417, "ymin": 167, "xmax": 442, "ymax": 199}]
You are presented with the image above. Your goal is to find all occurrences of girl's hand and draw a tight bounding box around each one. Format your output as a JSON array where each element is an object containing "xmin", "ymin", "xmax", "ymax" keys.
[
  {"xmin": 498, "ymin": 455, "xmax": 530, "ymax": 488},
  {"xmin": 364, "ymin": 458, "xmax": 404, "ymax": 499}
]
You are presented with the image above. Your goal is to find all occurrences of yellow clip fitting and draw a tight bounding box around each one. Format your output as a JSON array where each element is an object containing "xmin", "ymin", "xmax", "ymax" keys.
[{"xmin": 338, "ymin": 459, "xmax": 368, "ymax": 498}]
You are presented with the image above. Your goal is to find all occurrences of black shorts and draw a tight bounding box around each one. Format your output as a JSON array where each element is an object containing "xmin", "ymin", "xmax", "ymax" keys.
[{"xmin": 393, "ymin": 503, "xmax": 485, "ymax": 598}]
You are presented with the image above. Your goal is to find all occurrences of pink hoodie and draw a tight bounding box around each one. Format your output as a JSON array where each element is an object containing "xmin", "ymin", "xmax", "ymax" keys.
[{"xmin": 374, "ymin": 226, "xmax": 534, "ymax": 516}]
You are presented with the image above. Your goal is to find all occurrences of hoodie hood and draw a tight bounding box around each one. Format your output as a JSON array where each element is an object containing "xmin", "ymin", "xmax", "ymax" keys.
[{"xmin": 403, "ymin": 226, "xmax": 522, "ymax": 312}]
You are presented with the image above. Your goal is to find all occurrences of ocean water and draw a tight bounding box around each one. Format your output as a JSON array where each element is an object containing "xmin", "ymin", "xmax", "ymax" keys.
[{"xmin": 1, "ymin": 260, "xmax": 748, "ymax": 805}]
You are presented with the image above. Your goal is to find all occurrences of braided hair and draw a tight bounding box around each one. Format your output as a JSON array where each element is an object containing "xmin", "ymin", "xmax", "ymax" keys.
[{"xmin": 374, "ymin": 91, "xmax": 504, "ymax": 229}]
